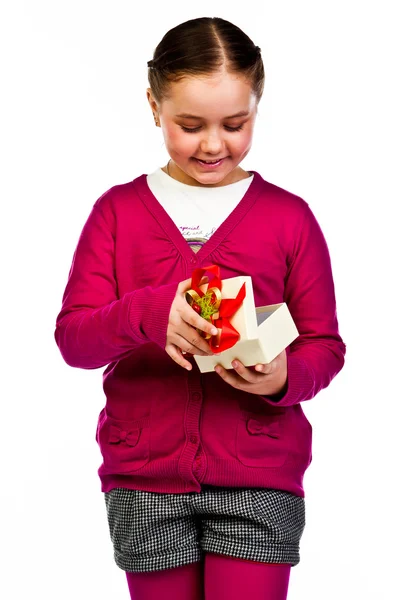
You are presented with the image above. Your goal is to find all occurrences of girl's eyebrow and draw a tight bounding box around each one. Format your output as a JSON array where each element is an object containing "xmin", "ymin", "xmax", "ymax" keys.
[{"xmin": 175, "ymin": 110, "xmax": 250, "ymax": 119}]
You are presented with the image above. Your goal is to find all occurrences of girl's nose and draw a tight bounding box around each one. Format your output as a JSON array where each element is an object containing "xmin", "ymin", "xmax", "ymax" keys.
[{"xmin": 200, "ymin": 132, "xmax": 224, "ymax": 154}]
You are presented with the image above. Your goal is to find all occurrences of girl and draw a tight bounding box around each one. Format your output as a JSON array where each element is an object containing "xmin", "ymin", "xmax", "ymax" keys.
[{"xmin": 55, "ymin": 16, "xmax": 346, "ymax": 600}]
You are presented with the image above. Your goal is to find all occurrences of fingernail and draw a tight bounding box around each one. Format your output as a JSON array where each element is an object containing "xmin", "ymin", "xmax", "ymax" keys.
[
  {"xmin": 232, "ymin": 360, "xmax": 238, "ymax": 368},
  {"xmin": 255, "ymin": 365, "xmax": 263, "ymax": 371},
  {"xmin": 211, "ymin": 328, "xmax": 218, "ymax": 336}
]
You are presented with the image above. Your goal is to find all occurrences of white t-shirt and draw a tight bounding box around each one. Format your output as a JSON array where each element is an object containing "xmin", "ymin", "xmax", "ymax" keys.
[{"xmin": 146, "ymin": 167, "xmax": 254, "ymax": 253}]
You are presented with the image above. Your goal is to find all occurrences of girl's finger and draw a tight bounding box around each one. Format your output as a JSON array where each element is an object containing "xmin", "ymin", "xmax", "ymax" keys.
[
  {"xmin": 231, "ymin": 359, "xmax": 260, "ymax": 383},
  {"xmin": 174, "ymin": 331, "xmax": 212, "ymax": 356},
  {"xmin": 181, "ymin": 327, "xmax": 213, "ymax": 356},
  {"xmin": 183, "ymin": 308, "xmax": 218, "ymax": 338},
  {"xmin": 165, "ymin": 343, "xmax": 192, "ymax": 370},
  {"xmin": 254, "ymin": 361, "xmax": 274, "ymax": 374}
]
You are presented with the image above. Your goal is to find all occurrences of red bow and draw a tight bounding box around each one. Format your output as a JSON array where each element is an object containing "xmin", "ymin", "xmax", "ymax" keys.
[
  {"xmin": 109, "ymin": 425, "xmax": 139, "ymax": 446},
  {"xmin": 186, "ymin": 264, "xmax": 246, "ymax": 354}
]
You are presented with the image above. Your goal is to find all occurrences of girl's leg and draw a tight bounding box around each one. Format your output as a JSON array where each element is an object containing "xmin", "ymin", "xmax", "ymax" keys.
[
  {"xmin": 125, "ymin": 559, "xmax": 204, "ymax": 600},
  {"xmin": 204, "ymin": 553, "xmax": 291, "ymax": 600}
]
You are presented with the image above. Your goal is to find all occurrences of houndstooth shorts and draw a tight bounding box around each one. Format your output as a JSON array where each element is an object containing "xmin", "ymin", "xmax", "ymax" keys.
[{"xmin": 103, "ymin": 485, "xmax": 306, "ymax": 573}]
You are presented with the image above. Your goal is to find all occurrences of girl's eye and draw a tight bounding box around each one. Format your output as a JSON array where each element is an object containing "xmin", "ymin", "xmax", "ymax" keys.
[{"xmin": 180, "ymin": 124, "xmax": 244, "ymax": 133}]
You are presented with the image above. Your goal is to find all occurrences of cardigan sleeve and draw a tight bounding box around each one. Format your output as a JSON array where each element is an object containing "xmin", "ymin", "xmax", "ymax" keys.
[
  {"xmin": 261, "ymin": 201, "xmax": 346, "ymax": 407},
  {"xmin": 54, "ymin": 196, "xmax": 178, "ymax": 369}
]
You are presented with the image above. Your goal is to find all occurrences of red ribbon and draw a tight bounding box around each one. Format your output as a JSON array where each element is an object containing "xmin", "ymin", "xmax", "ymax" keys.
[{"xmin": 187, "ymin": 265, "xmax": 246, "ymax": 353}]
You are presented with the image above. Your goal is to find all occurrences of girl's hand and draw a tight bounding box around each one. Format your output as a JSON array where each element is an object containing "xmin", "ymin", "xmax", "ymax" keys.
[
  {"xmin": 214, "ymin": 349, "xmax": 288, "ymax": 397},
  {"xmin": 166, "ymin": 277, "xmax": 218, "ymax": 370}
]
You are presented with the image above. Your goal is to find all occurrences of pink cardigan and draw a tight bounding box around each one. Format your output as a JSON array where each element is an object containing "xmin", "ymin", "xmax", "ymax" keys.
[{"xmin": 54, "ymin": 171, "xmax": 346, "ymax": 497}]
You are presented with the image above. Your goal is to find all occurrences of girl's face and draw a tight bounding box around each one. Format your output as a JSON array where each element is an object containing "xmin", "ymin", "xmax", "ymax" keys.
[{"xmin": 147, "ymin": 71, "xmax": 259, "ymax": 187}]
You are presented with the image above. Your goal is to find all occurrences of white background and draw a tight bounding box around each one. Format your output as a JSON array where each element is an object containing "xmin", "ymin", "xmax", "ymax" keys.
[{"xmin": 1, "ymin": 1, "xmax": 399, "ymax": 598}]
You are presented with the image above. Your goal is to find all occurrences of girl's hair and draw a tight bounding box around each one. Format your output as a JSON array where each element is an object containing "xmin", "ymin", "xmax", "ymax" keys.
[{"xmin": 147, "ymin": 17, "xmax": 264, "ymax": 104}]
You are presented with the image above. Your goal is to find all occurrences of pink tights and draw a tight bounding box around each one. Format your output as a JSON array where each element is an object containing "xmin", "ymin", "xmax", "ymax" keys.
[{"xmin": 125, "ymin": 553, "xmax": 291, "ymax": 600}]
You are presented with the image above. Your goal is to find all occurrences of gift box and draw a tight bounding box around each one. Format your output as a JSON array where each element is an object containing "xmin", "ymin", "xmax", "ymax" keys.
[{"xmin": 192, "ymin": 275, "xmax": 299, "ymax": 373}]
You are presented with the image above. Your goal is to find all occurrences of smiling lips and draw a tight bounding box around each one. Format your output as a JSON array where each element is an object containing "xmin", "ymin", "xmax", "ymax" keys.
[
  {"xmin": 196, "ymin": 157, "xmax": 225, "ymax": 162},
  {"xmin": 195, "ymin": 157, "xmax": 226, "ymax": 167}
]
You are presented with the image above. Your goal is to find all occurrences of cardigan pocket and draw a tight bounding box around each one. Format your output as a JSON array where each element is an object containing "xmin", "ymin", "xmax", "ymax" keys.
[
  {"xmin": 96, "ymin": 412, "xmax": 150, "ymax": 474},
  {"xmin": 235, "ymin": 409, "xmax": 289, "ymax": 468}
]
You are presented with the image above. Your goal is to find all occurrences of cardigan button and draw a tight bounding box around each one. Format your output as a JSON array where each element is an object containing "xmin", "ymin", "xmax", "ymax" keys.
[
  {"xmin": 192, "ymin": 393, "xmax": 201, "ymax": 401},
  {"xmin": 190, "ymin": 435, "xmax": 198, "ymax": 444}
]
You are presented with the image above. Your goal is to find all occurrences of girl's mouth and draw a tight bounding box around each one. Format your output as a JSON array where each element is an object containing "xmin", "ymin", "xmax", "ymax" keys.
[{"xmin": 194, "ymin": 157, "xmax": 226, "ymax": 168}]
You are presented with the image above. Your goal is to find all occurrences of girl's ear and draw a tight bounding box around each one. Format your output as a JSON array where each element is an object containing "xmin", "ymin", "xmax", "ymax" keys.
[
  {"xmin": 146, "ymin": 88, "xmax": 157, "ymax": 111},
  {"xmin": 147, "ymin": 89, "xmax": 160, "ymax": 127}
]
